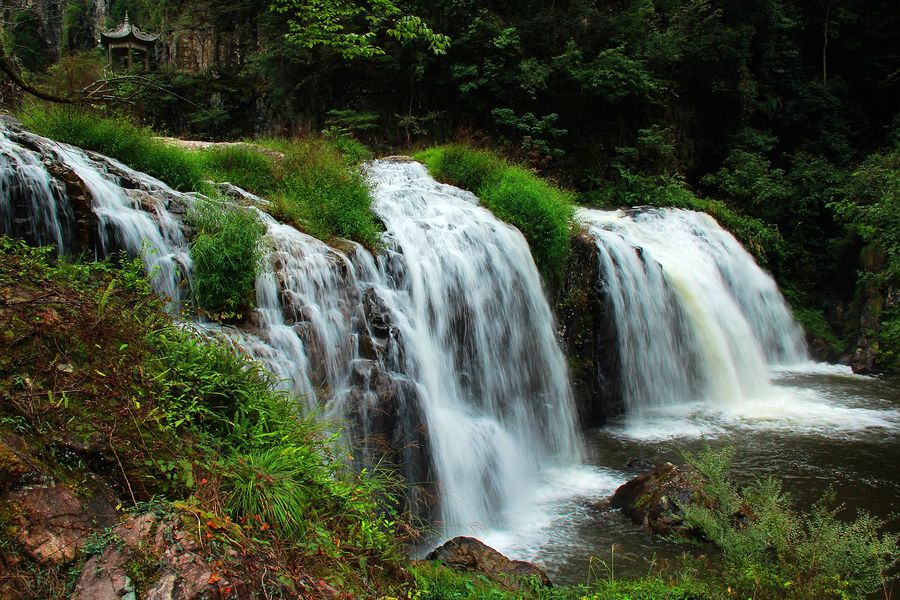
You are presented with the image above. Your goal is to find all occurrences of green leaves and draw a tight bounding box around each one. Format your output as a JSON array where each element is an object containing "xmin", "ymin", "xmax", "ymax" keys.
[
  {"xmin": 417, "ymin": 145, "xmax": 575, "ymax": 286},
  {"xmin": 679, "ymin": 446, "xmax": 900, "ymax": 599},
  {"xmin": 270, "ymin": 0, "xmax": 449, "ymax": 59}
]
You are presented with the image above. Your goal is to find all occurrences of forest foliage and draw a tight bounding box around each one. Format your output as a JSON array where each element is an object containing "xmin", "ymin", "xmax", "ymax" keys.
[{"xmin": 3, "ymin": 0, "xmax": 896, "ymax": 364}]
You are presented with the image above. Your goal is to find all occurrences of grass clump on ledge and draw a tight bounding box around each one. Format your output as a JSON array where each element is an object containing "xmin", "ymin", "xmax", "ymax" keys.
[
  {"xmin": 17, "ymin": 103, "xmax": 382, "ymax": 249},
  {"xmin": 19, "ymin": 104, "xmax": 206, "ymax": 192},
  {"xmin": 188, "ymin": 197, "xmax": 265, "ymax": 317},
  {"xmin": 415, "ymin": 145, "xmax": 575, "ymax": 284}
]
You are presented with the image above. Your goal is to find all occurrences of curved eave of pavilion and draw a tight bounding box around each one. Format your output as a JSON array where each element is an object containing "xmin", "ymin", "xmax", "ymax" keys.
[{"xmin": 101, "ymin": 26, "xmax": 159, "ymax": 46}]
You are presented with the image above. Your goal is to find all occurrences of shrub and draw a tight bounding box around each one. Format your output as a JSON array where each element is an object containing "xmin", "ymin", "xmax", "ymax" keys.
[
  {"xmin": 416, "ymin": 145, "xmax": 575, "ymax": 283},
  {"xmin": 188, "ymin": 198, "xmax": 265, "ymax": 316},
  {"xmin": 481, "ymin": 167, "xmax": 574, "ymax": 276},
  {"xmin": 419, "ymin": 144, "xmax": 505, "ymax": 193},
  {"xmin": 19, "ymin": 104, "xmax": 206, "ymax": 191},
  {"xmin": 679, "ymin": 446, "xmax": 900, "ymax": 599}
]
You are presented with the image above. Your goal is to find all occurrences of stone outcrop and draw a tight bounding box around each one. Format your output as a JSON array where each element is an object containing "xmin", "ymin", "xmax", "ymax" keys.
[
  {"xmin": 609, "ymin": 462, "xmax": 707, "ymax": 536},
  {"xmin": 555, "ymin": 232, "xmax": 623, "ymax": 426},
  {"xmin": 850, "ymin": 244, "xmax": 897, "ymax": 374},
  {"xmin": 426, "ymin": 536, "xmax": 551, "ymax": 588},
  {"xmin": 3, "ymin": 484, "xmax": 116, "ymax": 566}
]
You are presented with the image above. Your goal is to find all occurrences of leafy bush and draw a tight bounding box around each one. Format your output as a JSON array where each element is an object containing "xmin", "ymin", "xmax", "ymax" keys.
[
  {"xmin": 679, "ymin": 447, "xmax": 899, "ymax": 599},
  {"xmin": 188, "ymin": 198, "xmax": 265, "ymax": 316},
  {"xmin": 0, "ymin": 238, "xmax": 404, "ymax": 572},
  {"xmin": 416, "ymin": 145, "xmax": 575, "ymax": 283},
  {"xmin": 19, "ymin": 105, "xmax": 206, "ymax": 191}
]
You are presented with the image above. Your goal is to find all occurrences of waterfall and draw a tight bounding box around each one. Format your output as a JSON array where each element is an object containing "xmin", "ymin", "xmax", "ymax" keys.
[
  {"xmin": 362, "ymin": 161, "xmax": 580, "ymax": 533},
  {"xmin": 0, "ymin": 123, "xmax": 191, "ymax": 306},
  {"xmin": 1, "ymin": 123, "xmax": 581, "ymax": 538},
  {"xmin": 577, "ymin": 207, "xmax": 807, "ymax": 416}
]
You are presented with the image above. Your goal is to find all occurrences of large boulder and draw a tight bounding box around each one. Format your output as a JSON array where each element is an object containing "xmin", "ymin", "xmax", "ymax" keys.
[
  {"xmin": 609, "ymin": 462, "xmax": 706, "ymax": 536},
  {"xmin": 426, "ymin": 536, "xmax": 551, "ymax": 588}
]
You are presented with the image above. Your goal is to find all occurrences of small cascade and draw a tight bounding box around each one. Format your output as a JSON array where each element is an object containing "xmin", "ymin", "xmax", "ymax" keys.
[
  {"xmin": 204, "ymin": 210, "xmax": 368, "ymax": 409},
  {"xmin": 0, "ymin": 135, "xmax": 74, "ymax": 250},
  {"xmin": 578, "ymin": 207, "xmax": 807, "ymax": 416},
  {"xmin": 0, "ymin": 124, "xmax": 191, "ymax": 305},
  {"xmin": 364, "ymin": 161, "xmax": 581, "ymax": 533}
]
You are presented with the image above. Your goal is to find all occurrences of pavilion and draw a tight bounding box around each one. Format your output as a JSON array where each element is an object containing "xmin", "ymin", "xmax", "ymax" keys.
[{"xmin": 100, "ymin": 13, "xmax": 159, "ymax": 71}]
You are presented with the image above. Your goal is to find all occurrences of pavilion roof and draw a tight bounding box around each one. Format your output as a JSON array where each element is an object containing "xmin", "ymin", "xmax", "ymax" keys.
[{"xmin": 100, "ymin": 13, "xmax": 158, "ymax": 45}]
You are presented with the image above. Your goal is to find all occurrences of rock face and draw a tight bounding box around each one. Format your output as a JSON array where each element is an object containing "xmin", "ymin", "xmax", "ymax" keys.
[
  {"xmin": 72, "ymin": 513, "xmax": 244, "ymax": 600},
  {"xmin": 426, "ymin": 536, "xmax": 551, "ymax": 588},
  {"xmin": 555, "ymin": 233, "xmax": 624, "ymax": 426},
  {"xmin": 850, "ymin": 244, "xmax": 897, "ymax": 374},
  {"xmin": 3, "ymin": 484, "xmax": 116, "ymax": 565},
  {"xmin": 609, "ymin": 462, "xmax": 706, "ymax": 536}
]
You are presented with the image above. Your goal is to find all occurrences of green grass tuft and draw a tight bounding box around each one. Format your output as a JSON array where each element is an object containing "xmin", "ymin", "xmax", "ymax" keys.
[
  {"xmin": 416, "ymin": 145, "xmax": 575, "ymax": 284},
  {"xmin": 19, "ymin": 104, "xmax": 206, "ymax": 192},
  {"xmin": 188, "ymin": 198, "xmax": 265, "ymax": 317},
  {"xmin": 271, "ymin": 137, "xmax": 382, "ymax": 249},
  {"xmin": 202, "ymin": 145, "xmax": 278, "ymax": 197}
]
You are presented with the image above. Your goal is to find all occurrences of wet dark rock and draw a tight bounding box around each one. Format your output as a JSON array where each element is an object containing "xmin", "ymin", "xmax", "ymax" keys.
[
  {"xmin": 808, "ymin": 337, "xmax": 837, "ymax": 363},
  {"xmin": 555, "ymin": 232, "xmax": 623, "ymax": 427},
  {"xmin": 609, "ymin": 462, "xmax": 706, "ymax": 536},
  {"xmin": 625, "ymin": 458, "xmax": 657, "ymax": 472},
  {"xmin": 364, "ymin": 287, "xmax": 393, "ymax": 340},
  {"xmin": 346, "ymin": 361, "xmax": 435, "ymax": 518},
  {"xmin": 0, "ymin": 433, "xmax": 46, "ymax": 492},
  {"xmin": 426, "ymin": 536, "xmax": 551, "ymax": 588}
]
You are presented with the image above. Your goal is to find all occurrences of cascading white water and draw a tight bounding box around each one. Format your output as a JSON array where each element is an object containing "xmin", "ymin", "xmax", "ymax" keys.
[
  {"xmin": 0, "ymin": 135, "xmax": 74, "ymax": 250},
  {"xmin": 0, "ymin": 124, "xmax": 191, "ymax": 305},
  {"xmin": 2, "ymin": 122, "xmax": 582, "ymax": 538},
  {"xmin": 203, "ymin": 209, "xmax": 367, "ymax": 410},
  {"xmin": 362, "ymin": 161, "xmax": 581, "ymax": 533},
  {"xmin": 578, "ymin": 207, "xmax": 808, "ymax": 416}
]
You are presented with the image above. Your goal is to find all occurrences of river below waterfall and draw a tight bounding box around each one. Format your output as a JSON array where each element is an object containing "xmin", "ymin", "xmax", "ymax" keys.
[{"xmin": 476, "ymin": 365, "xmax": 900, "ymax": 586}]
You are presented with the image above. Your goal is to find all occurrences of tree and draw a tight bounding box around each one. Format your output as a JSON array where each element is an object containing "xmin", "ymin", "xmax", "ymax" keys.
[{"xmin": 270, "ymin": 0, "xmax": 449, "ymax": 59}]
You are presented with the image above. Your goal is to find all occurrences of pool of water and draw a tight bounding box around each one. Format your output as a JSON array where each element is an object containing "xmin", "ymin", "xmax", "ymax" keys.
[{"xmin": 475, "ymin": 363, "xmax": 900, "ymax": 587}]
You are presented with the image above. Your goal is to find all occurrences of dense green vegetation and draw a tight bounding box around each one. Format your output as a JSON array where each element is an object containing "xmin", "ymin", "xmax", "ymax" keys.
[
  {"xmin": 18, "ymin": 105, "xmax": 382, "ymax": 250},
  {"xmin": 4, "ymin": 0, "xmax": 898, "ymax": 365},
  {"xmin": 188, "ymin": 198, "xmax": 265, "ymax": 316},
  {"xmin": 0, "ymin": 237, "xmax": 409, "ymax": 595},
  {"xmin": 20, "ymin": 105, "xmax": 206, "ymax": 191},
  {"xmin": 680, "ymin": 447, "xmax": 899, "ymax": 599},
  {"xmin": 417, "ymin": 145, "xmax": 574, "ymax": 283}
]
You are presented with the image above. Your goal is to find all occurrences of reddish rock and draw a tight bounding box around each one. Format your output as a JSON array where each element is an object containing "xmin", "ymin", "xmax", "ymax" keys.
[
  {"xmin": 609, "ymin": 462, "xmax": 706, "ymax": 536},
  {"xmin": 72, "ymin": 546, "xmax": 133, "ymax": 600},
  {"xmin": 426, "ymin": 536, "xmax": 551, "ymax": 588},
  {"xmin": 4, "ymin": 484, "xmax": 116, "ymax": 565}
]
